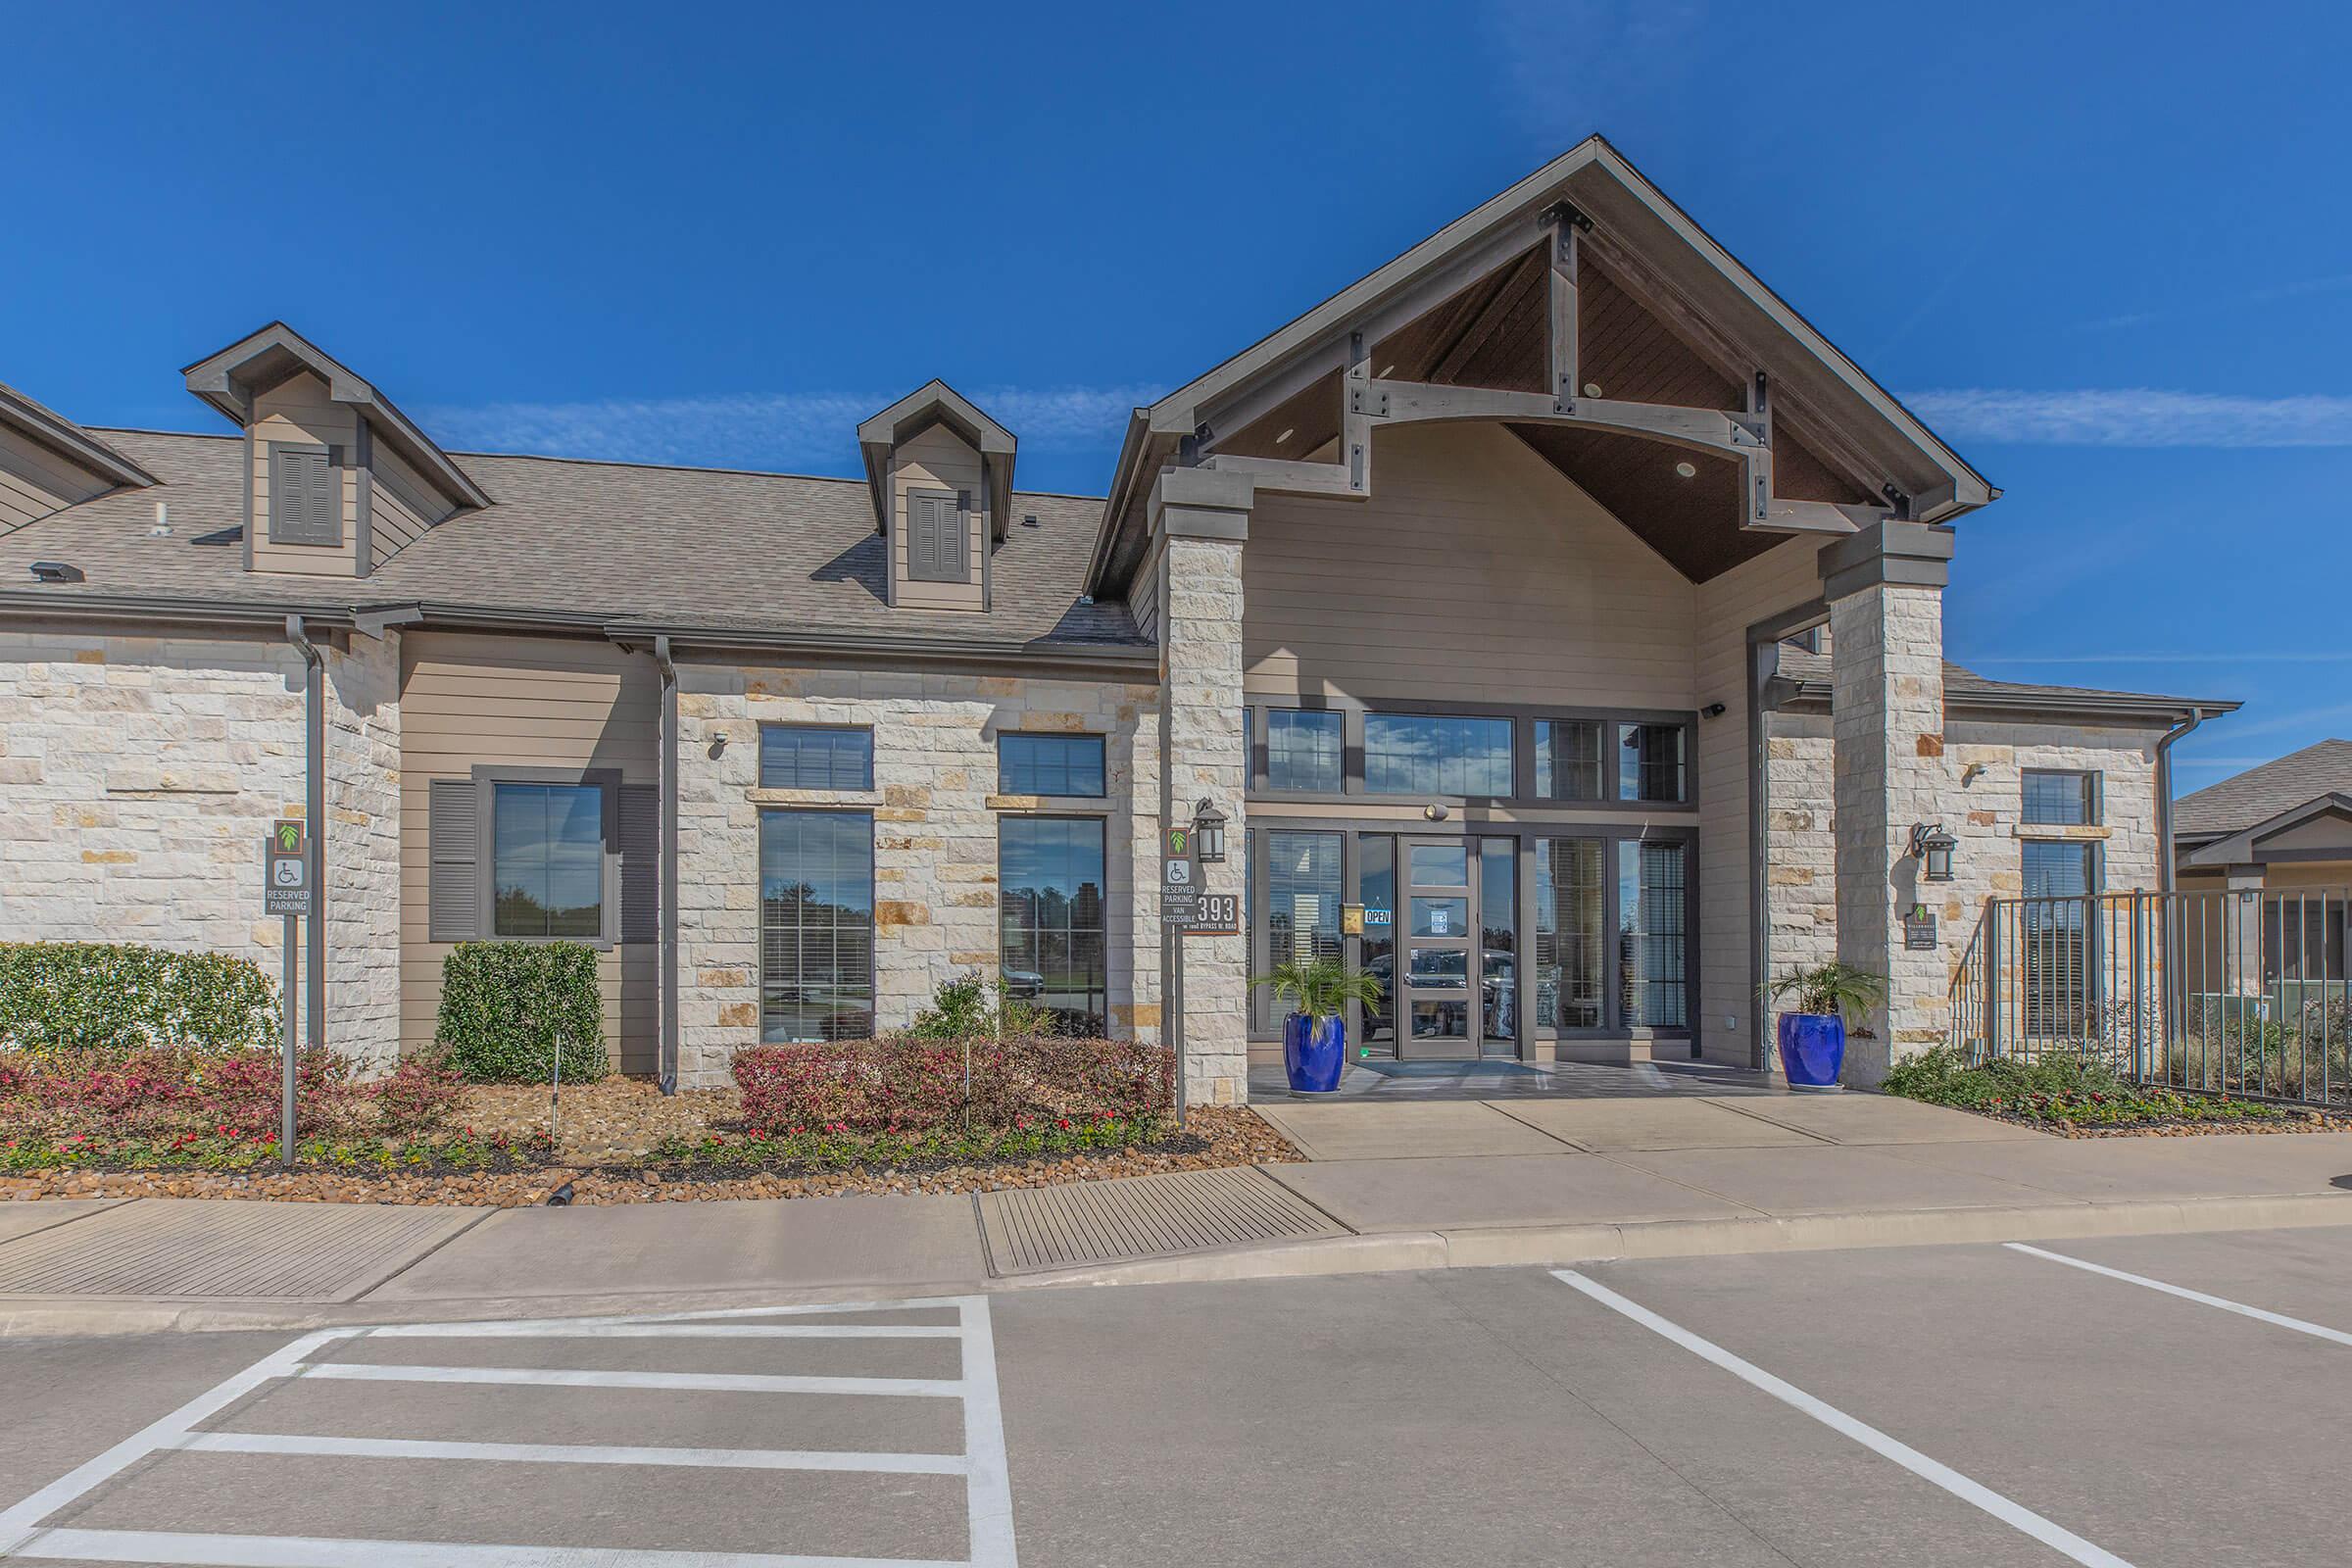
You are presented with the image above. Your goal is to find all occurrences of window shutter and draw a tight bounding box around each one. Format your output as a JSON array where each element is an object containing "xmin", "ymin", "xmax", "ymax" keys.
[
  {"xmin": 427, "ymin": 780, "xmax": 481, "ymax": 941},
  {"xmin": 618, "ymin": 784, "xmax": 660, "ymax": 946},
  {"xmin": 270, "ymin": 445, "xmax": 339, "ymax": 546}
]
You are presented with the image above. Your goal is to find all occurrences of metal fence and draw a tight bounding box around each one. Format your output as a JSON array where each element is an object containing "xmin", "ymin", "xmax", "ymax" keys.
[{"xmin": 1947, "ymin": 888, "xmax": 2351, "ymax": 1107}]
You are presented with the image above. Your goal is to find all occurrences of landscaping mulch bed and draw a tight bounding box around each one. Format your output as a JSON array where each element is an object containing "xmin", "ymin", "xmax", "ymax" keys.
[
  {"xmin": 0, "ymin": 1105, "xmax": 1299, "ymax": 1208},
  {"xmin": 1984, "ymin": 1107, "xmax": 2352, "ymax": 1138}
]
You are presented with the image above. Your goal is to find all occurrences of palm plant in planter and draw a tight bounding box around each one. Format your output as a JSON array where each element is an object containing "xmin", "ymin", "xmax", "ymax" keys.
[
  {"xmin": 1252, "ymin": 956, "xmax": 1385, "ymax": 1097},
  {"xmin": 1763, "ymin": 962, "xmax": 1888, "ymax": 1091}
]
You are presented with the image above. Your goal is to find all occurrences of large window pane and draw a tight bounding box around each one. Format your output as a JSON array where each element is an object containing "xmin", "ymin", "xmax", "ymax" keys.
[
  {"xmin": 1534, "ymin": 719, "xmax": 1604, "ymax": 802},
  {"xmin": 1266, "ymin": 830, "xmax": 1344, "ymax": 970},
  {"xmin": 1000, "ymin": 816, "xmax": 1107, "ymax": 1032},
  {"xmin": 760, "ymin": 726, "xmax": 873, "ymax": 790},
  {"xmin": 1265, "ymin": 709, "xmax": 1343, "ymax": 792},
  {"xmin": 999, "ymin": 733, "xmax": 1106, "ymax": 798},
  {"xmin": 1359, "ymin": 833, "xmax": 1396, "ymax": 1045},
  {"xmin": 1619, "ymin": 840, "xmax": 1689, "ymax": 1028},
  {"xmin": 1534, "ymin": 839, "xmax": 1603, "ymax": 1029},
  {"xmin": 2022, "ymin": 769, "xmax": 2096, "ymax": 826},
  {"xmin": 760, "ymin": 810, "xmax": 874, "ymax": 1042},
  {"xmin": 2022, "ymin": 839, "xmax": 2095, "ymax": 1037},
  {"xmin": 1618, "ymin": 723, "xmax": 1688, "ymax": 804},
  {"xmin": 493, "ymin": 783, "xmax": 605, "ymax": 939},
  {"xmin": 1480, "ymin": 839, "xmax": 1517, "ymax": 1044},
  {"xmin": 1363, "ymin": 713, "xmax": 1513, "ymax": 797}
]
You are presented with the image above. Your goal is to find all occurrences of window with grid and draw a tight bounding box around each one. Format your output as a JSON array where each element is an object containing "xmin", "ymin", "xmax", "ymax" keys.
[
  {"xmin": 999, "ymin": 816, "xmax": 1107, "ymax": 1033},
  {"xmin": 1363, "ymin": 713, "xmax": 1513, "ymax": 797},
  {"xmin": 1618, "ymin": 722, "xmax": 1688, "ymax": 804},
  {"xmin": 1265, "ymin": 709, "xmax": 1344, "ymax": 792},
  {"xmin": 2022, "ymin": 769, "xmax": 2097, "ymax": 826},
  {"xmin": 998, "ymin": 733, "xmax": 1106, "ymax": 797},
  {"xmin": 759, "ymin": 809, "xmax": 874, "ymax": 1042},
  {"xmin": 1533, "ymin": 719, "xmax": 1604, "ymax": 802},
  {"xmin": 1534, "ymin": 839, "xmax": 1605, "ymax": 1029},
  {"xmin": 1619, "ymin": 840, "xmax": 1689, "ymax": 1028},
  {"xmin": 759, "ymin": 726, "xmax": 873, "ymax": 790},
  {"xmin": 491, "ymin": 783, "xmax": 606, "ymax": 939}
]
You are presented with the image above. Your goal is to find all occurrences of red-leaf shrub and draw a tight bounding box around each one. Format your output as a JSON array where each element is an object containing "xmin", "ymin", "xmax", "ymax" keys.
[
  {"xmin": 371, "ymin": 1049, "xmax": 468, "ymax": 1136},
  {"xmin": 1, "ymin": 1047, "xmax": 372, "ymax": 1140},
  {"xmin": 732, "ymin": 1036, "xmax": 1173, "ymax": 1136}
]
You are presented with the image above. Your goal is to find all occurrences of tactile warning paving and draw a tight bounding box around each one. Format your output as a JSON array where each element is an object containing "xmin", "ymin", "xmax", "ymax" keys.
[
  {"xmin": 0, "ymin": 1198, "xmax": 484, "ymax": 1300},
  {"xmin": 976, "ymin": 1165, "xmax": 1346, "ymax": 1275}
]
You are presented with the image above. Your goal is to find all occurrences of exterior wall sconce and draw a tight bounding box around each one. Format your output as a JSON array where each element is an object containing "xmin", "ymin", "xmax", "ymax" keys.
[
  {"xmin": 1910, "ymin": 822, "xmax": 1957, "ymax": 882},
  {"xmin": 1192, "ymin": 799, "xmax": 1228, "ymax": 864}
]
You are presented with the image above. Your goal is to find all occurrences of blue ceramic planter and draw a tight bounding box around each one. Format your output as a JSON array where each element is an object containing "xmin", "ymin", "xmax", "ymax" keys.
[
  {"xmin": 1777, "ymin": 1012, "xmax": 1845, "ymax": 1090},
  {"xmin": 1283, "ymin": 1011, "xmax": 1347, "ymax": 1096}
]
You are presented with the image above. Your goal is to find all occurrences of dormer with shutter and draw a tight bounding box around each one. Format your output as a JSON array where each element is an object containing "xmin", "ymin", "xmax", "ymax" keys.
[
  {"xmin": 857, "ymin": 381, "xmax": 1015, "ymax": 612},
  {"xmin": 183, "ymin": 322, "xmax": 490, "ymax": 578}
]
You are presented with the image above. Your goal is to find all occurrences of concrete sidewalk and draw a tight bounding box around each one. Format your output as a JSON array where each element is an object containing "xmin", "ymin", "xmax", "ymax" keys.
[{"xmin": 4, "ymin": 1095, "xmax": 2351, "ymax": 1334}]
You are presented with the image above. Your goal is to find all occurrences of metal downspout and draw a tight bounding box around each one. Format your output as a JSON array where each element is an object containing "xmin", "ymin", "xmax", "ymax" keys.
[
  {"xmin": 654, "ymin": 636, "xmax": 681, "ymax": 1095},
  {"xmin": 285, "ymin": 615, "xmax": 326, "ymax": 1050},
  {"xmin": 2155, "ymin": 707, "xmax": 2206, "ymax": 896}
]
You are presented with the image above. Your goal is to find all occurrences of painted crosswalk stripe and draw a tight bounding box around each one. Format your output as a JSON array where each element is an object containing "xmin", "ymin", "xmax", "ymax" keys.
[
  {"xmin": 10, "ymin": 1530, "xmax": 970, "ymax": 1568},
  {"xmin": 299, "ymin": 1362, "xmax": 966, "ymax": 1397},
  {"xmin": 172, "ymin": 1432, "xmax": 971, "ymax": 1475},
  {"xmin": 2004, "ymin": 1242, "xmax": 2352, "ymax": 1347},
  {"xmin": 1552, "ymin": 1268, "xmax": 2135, "ymax": 1568},
  {"xmin": 371, "ymin": 1321, "xmax": 962, "ymax": 1340}
]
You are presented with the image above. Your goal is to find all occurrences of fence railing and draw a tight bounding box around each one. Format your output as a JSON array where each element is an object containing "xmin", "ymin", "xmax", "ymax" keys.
[{"xmin": 1947, "ymin": 888, "xmax": 2351, "ymax": 1108}]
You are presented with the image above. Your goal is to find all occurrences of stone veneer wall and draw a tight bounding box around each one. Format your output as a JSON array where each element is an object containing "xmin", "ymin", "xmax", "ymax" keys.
[
  {"xmin": 670, "ymin": 663, "xmax": 1162, "ymax": 1090},
  {"xmin": 0, "ymin": 626, "xmax": 403, "ymax": 1067}
]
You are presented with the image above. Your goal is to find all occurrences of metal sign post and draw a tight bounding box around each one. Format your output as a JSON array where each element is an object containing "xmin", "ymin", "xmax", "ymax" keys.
[
  {"xmin": 264, "ymin": 820, "xmax": 313, "ymax": 1166},
  {"xmin": 1161, "ymin": 828, "xmax": 1193, "ymax": 1126}
]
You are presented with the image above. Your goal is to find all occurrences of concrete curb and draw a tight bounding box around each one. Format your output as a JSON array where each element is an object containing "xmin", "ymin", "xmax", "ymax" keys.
[{"xmin": 5, "ymin": 1190, "xmax": 2347, "ymax": 1338}]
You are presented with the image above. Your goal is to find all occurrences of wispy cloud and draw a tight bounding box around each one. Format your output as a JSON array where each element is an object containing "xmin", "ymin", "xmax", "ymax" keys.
[
  {"xmin": 1904, "ymin": 388, "xmax": 2352, "ymax": 447},
  {"xmin": 422, "ymin": 384, "xmax": 1161, "ymax": 469},
  {"xmin": 1484, "ymin": 0, "xmax": 1705, "ymax": 147},
  {"xmin": 1971, "ymin": 651, "xmax": 2352, "ymax": 665},
  {"xmin": 2081, "ymin": 270, "xmax": 2352, "ymax": 331}
]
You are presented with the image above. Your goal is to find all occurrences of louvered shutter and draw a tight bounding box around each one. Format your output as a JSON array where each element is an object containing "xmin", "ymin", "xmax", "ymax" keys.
[
  {"xmin": 618, "ymin": 784, "xmax": 660, "ymax": 946},
  {"xmin": 427, "ymin": 779, "xmax": 481, "ymax": 941},
  {"xmin": 270, "ymin": 445, "xmax": 339, "ymax": 546},
  {"xmin": 913, "ymin": 493, "xmax": 940, "ymax": 580}
]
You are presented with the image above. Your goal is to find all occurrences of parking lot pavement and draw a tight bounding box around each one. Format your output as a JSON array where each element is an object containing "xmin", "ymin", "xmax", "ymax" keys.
[
  {"xmin": 0, "ymin": 1297, "xmax": 1017, "ymax": 1567},
  {"xmin": 8, "ymin": 1226, "xmax": 2351, "ymax": 1567}
]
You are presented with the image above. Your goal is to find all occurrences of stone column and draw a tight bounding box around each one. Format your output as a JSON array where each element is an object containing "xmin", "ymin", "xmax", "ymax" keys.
[
  {"xmin": 1822, "ymin": 522, "xmax": 1956, "ymax": 1086},
  {"xmin": 1149, "ymin": 467, "xmax": 1251, "ymax": 1105}
]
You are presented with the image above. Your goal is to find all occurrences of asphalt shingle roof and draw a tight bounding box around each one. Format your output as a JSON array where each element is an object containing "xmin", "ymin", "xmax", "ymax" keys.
[
  {"xmin": 0, "ymin": 430, "xmax": 1140, "ymax": 648},
  {"xmin": 2173, "ymin": 740, "xmax": 2352, "ymax": 840},
  {"xmin": 1774, "ymin": 647, "xmax": 2218, "ymax": 718}
]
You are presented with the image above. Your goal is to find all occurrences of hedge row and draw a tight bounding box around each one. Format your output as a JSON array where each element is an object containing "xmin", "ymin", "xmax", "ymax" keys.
[
  {"xmin": 0, "ymin": 943, "xmax": 278, "ymax": 1058},
  {"xmin": 732, "ymin": 1035, "xmax": 1171, "ymax": 1137}
]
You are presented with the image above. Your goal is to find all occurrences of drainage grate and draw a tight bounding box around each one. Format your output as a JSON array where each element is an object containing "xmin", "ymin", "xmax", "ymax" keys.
[
  {"xmin": 976, "ymin": 1166, "xmax": 1347, "ymax": 1276},
  {"xmin": 0, "ymin": 1199, "xmax": 485, "ymax": 1300}
]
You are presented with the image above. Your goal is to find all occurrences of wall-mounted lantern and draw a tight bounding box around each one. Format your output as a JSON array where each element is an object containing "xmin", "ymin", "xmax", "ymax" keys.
[
  {"xmin": 1192, "ymin": 799, "xmax": 1228, "ymax": 864},
  {"xmin": 1909, "ymin": 822, "xmax": 1957, "ymax": 883}
]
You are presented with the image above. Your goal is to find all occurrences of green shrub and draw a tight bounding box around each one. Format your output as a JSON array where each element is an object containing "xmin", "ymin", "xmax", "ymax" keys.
[
  {"xmin": 904, "ymin": 969, "xmax": 1053, "ymax": 1040},
  {"xmin": 1885, "ymin": 1043, "xmax": 2285, "ymax": 1127},
  {"xmin": 433, "ymin": 942, "xmax": 606, "ymax": 1084},
  {"xmin": 0, "ymin": 942, "xmax": 277, "ymax": 1059}
]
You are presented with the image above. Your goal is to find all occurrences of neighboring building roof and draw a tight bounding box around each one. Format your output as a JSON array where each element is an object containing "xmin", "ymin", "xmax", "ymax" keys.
[
  {"xmin": 2174, "ymin": 740, "xmax": 2352, "ymax": 840},
  {"xmin": 182, "ymin": 322, "xmax": 493, "ymax": 512},
  {"xmin": 1773, "ymin": 646, "xmax": 2232, "ymax": 727},
  {"xmin": 0, "ymin": 429, "xmax": 1145, "ymax": 660},
  {"xmin": 0, "ymin": 379, "xmax": 158, "ymax": 491}
]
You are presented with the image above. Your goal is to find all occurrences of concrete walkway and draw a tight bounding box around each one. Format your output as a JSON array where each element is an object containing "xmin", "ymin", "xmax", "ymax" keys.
[{"xmin": 4, "ymin": 1095, "xmax": 2351, "ymax": 1334}]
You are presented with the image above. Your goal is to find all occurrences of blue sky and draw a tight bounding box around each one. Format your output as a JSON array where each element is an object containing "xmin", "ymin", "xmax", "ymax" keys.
[{"xmin": 8, "ymin": 1, "xmax": 2347, "ymax": 790}]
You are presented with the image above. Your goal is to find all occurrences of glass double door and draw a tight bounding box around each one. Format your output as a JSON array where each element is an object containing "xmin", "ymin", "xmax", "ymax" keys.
[{"xmin": 1396, "ymin": 837, "xmax": 1516, "ymax": 1060}]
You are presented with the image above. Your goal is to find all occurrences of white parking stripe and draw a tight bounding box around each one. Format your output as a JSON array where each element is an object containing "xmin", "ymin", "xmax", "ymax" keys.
[
  {"xmin": 372, "ymin": 1322, "xmax": 962, "ymax": 1340},
  {"xmin": 368, "ymin": 1298, "xmax": 975, "ymax": 1336},
  {"xmin": 12, "ymin": 1529, "xmax": 969, "ymax": 1568},
  {"xmin": 956, "ymin": 1297, "xmax": 1019, "ymax": 1568},
  {"xmin": 1551, "ymin": 1269, "xmax": 2136, "ymax": 1568},
  {"xmin": 2004, "ymin": 1242, "xmax": 2352, "ymax": 1347},
  {"xmin": 300, "ymin": 1362, "xmax": 966, "ymax": 1397},
  {"xmin": 172, "ymin": 1432, "xmax": 971, "ymax": 1475}
]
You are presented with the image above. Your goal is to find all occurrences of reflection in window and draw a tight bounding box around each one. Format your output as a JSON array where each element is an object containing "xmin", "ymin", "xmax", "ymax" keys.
[
  {"xmin": 1000, "ymin": 817, "xmax": 1107, "ymax": 1033},
  {"xmin": 1534, "ymin": 719, "xmax": 1604, "ymax": 802},
  {"xmin": 2022, "ymin": 769, "xmax": 2097, "ymax": 826},
  {"xmin": 1620, "ymin": 840, "xmax": 1689, "ymax": 1027},
  {"xmin": 1359, "ymin": 833, "xmax": 1396, "ymax": 1045},
  {"xmin": 1266, "ymin": 710, "xmax": 1344, "ymax": 792},
  {"xmin": 760, "ymin": 810, "xmax": 874, "ymax": 1042},
  {"xmin": 760, "ymin": 726, "xmax": 873, "ymax": 790},
  {"xmin": 1535, "ymin": 839, "xmax": 1603, "ymax": 1029},
  {"xmin": 493, "ymin": 783, "xmax": 605, "ymax": 938},
  {"xmin": 1363, "ymin": 713, "xmax": 1512, "ymax": 797},
  {"xmin": 998, "ymin": 734, "xmax": 1106, "ymax": 798},
  {"xmin": 1266, "ymin": 831, "xmax": 1343, "ymax": 968},
  {"xmin": 1618, "ymin": 723, "xmax": 1688, "ymax": 804},
  {"xmin": 1481, "ymin": 839, "xmax": 1516, "ymax": 1044}
]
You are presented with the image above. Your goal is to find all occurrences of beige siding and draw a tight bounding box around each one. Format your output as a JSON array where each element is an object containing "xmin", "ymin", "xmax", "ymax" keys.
[
  {"xmin": 368, "ymin": 442, "xmax": 456, "ymax": 568},
  {"xmin": 1691, "ymin": 534, "xmax": 1827, "ymax": 1066},
  {"xmin": 1242, "ymin": 422, "xmax": 1697, "ymax": 706},
  {"xmin": 890, "ymin": 422, "xmax": 985, "ymax": 610},
  {"xmin": 398, "ymin": 633, "xmax": 662, "ymax": 1072},
  {"xmin": 250, "ymin": 372, "xmax": 362, "ymax": 577},
  {"xmin": 0, "ymin": 424, "xmax": 110, "ymax": 531},
  {"xmin": 1129, "ymin": 535, "xmax": 1162, "ymax": 647}
]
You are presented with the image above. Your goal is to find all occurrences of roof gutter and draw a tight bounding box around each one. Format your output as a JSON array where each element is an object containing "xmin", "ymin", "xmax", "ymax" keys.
[{"xmin": 2155, "ymin": 707, "xmax": 2211, "ymax": 895}]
